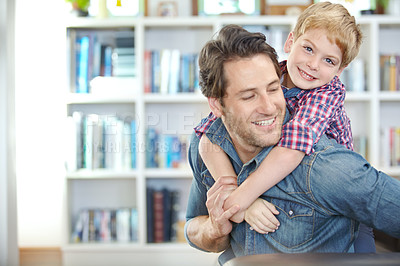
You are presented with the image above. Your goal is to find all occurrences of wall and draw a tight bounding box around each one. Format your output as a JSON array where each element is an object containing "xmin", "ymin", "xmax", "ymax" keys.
[
  {"xmin": 0, "ymin": 0, "xmax": 19, "ymax": 264},
  {"xmin": 15, "ymin": 0, "xmax": 68, "ymax": 246}
]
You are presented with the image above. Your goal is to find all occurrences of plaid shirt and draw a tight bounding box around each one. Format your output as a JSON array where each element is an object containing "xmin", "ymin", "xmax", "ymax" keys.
[{"xmin": 193, "ymin": 61, "xmax": 353, "ymax": 154}]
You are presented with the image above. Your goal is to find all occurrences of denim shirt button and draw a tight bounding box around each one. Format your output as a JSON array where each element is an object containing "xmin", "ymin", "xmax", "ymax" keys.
[{"xmin": 289, "ymin": 210, "xmax": 294, "ymax": 216}]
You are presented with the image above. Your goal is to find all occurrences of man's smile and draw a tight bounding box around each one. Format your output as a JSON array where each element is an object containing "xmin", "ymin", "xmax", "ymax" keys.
[{"xmin": 252, "ymin": 117, "xmax": 275, "ymax": 126}]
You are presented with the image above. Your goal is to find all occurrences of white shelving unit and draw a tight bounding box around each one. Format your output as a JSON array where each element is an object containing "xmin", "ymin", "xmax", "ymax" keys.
[{"xmin": 63, "ymin": 15, "xmax": 400, "ymax": 266}]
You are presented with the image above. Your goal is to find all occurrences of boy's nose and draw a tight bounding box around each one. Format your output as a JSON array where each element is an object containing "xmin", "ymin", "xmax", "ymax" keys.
[{"xmin": 307, "ymin": 58, "xmax": 319, "ymax": 71}]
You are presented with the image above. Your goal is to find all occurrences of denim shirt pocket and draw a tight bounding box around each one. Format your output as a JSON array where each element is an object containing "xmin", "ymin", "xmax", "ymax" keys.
[
  {"xmin": 268, "ymin": 199, "xmax": 315, "ymax": 250},
  {"xmin": 201, "ymin": 170, "xmax": 215, "ymax": 190}
]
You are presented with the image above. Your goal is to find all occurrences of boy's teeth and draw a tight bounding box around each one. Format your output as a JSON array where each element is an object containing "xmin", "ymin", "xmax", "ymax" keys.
[
  {"xmin": 300, "ymin": 70, "xmax": 314, "ymax": 79},
  {"xmin": 254, "ymin": 119, "xmax": 273, "ymax": 126}
]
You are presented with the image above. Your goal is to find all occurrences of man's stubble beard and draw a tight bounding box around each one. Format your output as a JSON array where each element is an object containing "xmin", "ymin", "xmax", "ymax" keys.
[{"xmin": 222, "ymin": 108, "xmax": 283, "ymax": 150}]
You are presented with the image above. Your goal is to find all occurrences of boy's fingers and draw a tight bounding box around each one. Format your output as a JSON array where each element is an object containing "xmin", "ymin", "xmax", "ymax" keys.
[
  {"xmin": 263, "ymin": 200, "xmax": 279, "ymax": 214},
  {"xmin": 222, "ymin": 204, "xmax": 240, "ymax": 220}
]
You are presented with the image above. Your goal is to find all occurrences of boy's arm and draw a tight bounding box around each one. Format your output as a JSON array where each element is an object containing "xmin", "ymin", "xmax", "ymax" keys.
[
  {"xmin": 224, "ymin": 146, "xmax": 305, "ymax": 223},
  {"xmin": 199, "ymin": 135, "xmax": 236, "ymax": 179}
]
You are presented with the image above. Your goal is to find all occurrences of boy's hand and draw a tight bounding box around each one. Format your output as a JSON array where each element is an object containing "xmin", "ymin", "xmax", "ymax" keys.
[{"xmin": 244, "ymin": 198, "xmax": 280, "ymax": 234}]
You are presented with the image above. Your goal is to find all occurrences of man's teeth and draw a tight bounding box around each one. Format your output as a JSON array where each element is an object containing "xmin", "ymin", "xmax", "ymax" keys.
[{"xmin": 254, "ymin": 119, "xmax": 274, "ymax": 126}]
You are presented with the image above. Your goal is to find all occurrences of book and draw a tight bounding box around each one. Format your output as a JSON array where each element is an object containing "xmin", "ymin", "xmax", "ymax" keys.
[
  {"xmin": 151, "ymin": 50, "xmax": 161, "ymax": 93},
  {"xmin": 130, "ymin": 208, "xmax": 138, "ymax": 241},
  {"xmin": 146, "ymin": 187, "xmax": 155, "ymax": 243},
  {"xmin": 100, "ymin": 209, "xmax": 111, "ymax": 242},
  {"xmin": 116, "ymin": 208, "xmax": 131, "ymax": 242},
  {"xmin": 144, "ymin": 50, "xmax": 152, "ymax": 93},
  {"xmin": 380, "ymin": 54, "xmax": 399, "ymax": 92},
  {"xmin": 170, "ymin": 190, "xmax": 181, "ymax": 242},
  {"xmin": 389, "ymin": 55, "xmax": 397, "ymax": 92},
  {"xmin": 131, "ymin": 120, "xmax": 137, "ymax": 169},
  {"xmin": 160, "ymin": 49, "xmax": 172, "ymax": 94},
  {"xmin": 169, "ymin": 49, "xmax": 181, "ymax": 94},
  {"xmin": 77, "ymin": 36, "xmax": 90, "ymax": 93},
  {"xmin": 100, "ymin": 44, "xmax": 113, "ymax": 77},
  {"xmin": 162, "ymin": 188, "xmax": 172, "ymax": 242},
  {"xmin": 146, "ymin": 127, "xmax": 159, "ymax": 168},
  {"xmin": 153, "ymin": 190, "xmax": 164, "ymax": 243}
]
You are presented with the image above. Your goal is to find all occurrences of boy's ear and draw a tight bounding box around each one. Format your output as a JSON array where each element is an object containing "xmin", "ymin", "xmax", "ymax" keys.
[
  {"xmin": 337, "ymin": 66, "xmax": 347, "ymax": 77},
  {"xmin": 208, "ymin": 97, "xmax": 223, "ymax": 117},
  {"xmin": 284, "ymin": 32, "xmax": 294, "ymax": 53}
]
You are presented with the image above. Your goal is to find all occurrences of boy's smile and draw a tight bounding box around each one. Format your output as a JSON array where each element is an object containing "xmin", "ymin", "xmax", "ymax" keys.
[{"xmin": 283, "ymin": 29, "xmax": 344, "ymax": 90}]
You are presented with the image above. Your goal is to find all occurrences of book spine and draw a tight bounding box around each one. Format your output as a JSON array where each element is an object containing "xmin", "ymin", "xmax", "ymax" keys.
[
  {"xmin": 153, "ymin": 190, "xmax": 164, "ymax": 243},
  {"xmin": 77, "ymin": 36, "xmax": 90, "ymax": 93}
]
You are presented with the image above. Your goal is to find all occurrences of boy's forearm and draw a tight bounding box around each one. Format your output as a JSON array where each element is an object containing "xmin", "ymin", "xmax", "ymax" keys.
[
  {"xmin": 199, "ymin": 135, "xmax": 236, "ymax": 179},
  {"xmin": 224, "ymin": 147, "xmax": 305, "ymax": 215}
]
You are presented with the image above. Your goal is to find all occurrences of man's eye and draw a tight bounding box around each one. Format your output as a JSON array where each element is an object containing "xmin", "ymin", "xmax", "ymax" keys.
[
  {"xmin": 242, "ymin": 94, "xmax": 254, "ymax": 100},
  {"xmin": 268, "ymin": 86, "xmax": 281, "ymax": 93}
]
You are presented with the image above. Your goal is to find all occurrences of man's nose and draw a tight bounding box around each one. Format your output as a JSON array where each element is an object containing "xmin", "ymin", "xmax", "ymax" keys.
[{"xmin": 256, "ymin": 94, "xmax": 275, "ymax": 114}]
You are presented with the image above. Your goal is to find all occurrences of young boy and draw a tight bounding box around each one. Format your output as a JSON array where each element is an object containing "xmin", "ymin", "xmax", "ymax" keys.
[{"xmin": 194, "ymin": 2, "xmax": 375, "ymax": 252}]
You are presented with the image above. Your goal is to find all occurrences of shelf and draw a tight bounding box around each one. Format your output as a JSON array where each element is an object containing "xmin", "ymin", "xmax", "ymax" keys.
[
  {"xmin": 379, "ymin": 92, "xmax": 400, "ymax": 101},
  {"xmin": 63, "ymin": 242, "xmax": 191, "ymax": 251},
  {"xmin": 380, "ymin": 167, "xmax": 400, "ymax": 177},
  {"xmin": 345, "ymin": 92, "xmax": 372, "ymax": 102},
  {"xmin": 66, "ymin": 169, "xmax": 138, "ymax": 179},
  {"xmin": 145, "ymin": 168, "xmax": 192, "ymax": 178},
  {"xmin": 65, "ymin": 17, "xmax": 140, "ymax": 28},
  {"xmin": 143, "ymin": 92, "xmax": 206, "ymax": 103},
  {"xmin": 66, "ymin": 93, "xmax": 137, "ymax": 104}
]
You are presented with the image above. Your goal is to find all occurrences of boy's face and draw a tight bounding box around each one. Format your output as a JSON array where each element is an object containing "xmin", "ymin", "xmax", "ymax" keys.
[
  {"xmin": 283, "ymin": 29, "xmax": 344, "ymax": 90},
  {"xmin": 209, "ymin": 54, "xmax": 286, "ymax": 161}
]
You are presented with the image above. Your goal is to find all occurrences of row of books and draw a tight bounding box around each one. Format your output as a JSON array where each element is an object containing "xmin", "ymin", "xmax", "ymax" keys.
[
  {"xmin": 380, "ymin": 54, "xmax": 400, "ymax": 92},
  {"xmin": 381, "ymin": 127, "xmax": 400, "ymax": 167},
  {"xmin": 65, "ymin": 112, "xmax": 137, "ymax": 172},
  {"xmin": 341, "ymin": 58, "xmax": 367, "ymax": 92},
  {"xmin": 146, "ymin": 127, "xmax": 188, "ymax": 169},
  {"xmin": 73, "ymin": 30, "xmax": 135, "ymax": 93},
  {"xmin": 353, "ymin": 135, "xmax": 368, "ymax": 160},
  {"xmin": 71, "ymin": 208, "xmax": 138, "ymax": 243},
  {"xmin": 144, "ymin": 49, "xmax": 200, "ymax": 94},
  {"xmin": 147, "ymin": 187, "xmax": 183, "ymax": 243}
]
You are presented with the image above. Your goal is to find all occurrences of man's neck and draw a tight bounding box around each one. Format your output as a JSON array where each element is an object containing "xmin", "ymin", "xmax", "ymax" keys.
[{"xmin": 223, "ymin": 124, "xmax": 261, "ymax": 164}]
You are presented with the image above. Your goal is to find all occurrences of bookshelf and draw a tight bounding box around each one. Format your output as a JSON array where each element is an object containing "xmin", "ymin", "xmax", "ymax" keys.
[{"xmin": 63, "ymin": 15, "xmax": 400, "ymax": 265}]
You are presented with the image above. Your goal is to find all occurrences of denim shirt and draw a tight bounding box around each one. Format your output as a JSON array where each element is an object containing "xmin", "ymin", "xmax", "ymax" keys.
[{"xmin": 185, "ymin": 111, "xmax": 400, "ymax": 265}]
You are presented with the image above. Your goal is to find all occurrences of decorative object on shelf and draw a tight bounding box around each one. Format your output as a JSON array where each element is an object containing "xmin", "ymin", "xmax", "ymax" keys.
[
  {"xmin": 194, "ymin": 0, "xmax": 264, "ymax": 16},
  {"xmin": 314, "ymin": 0, "xmax": 375, "ymax": 16},
  {"xmin": 265, "ymin": 0, "xmax": 311, "ymax": 15},
  {"xmin": 88, "ymin": 0, "xmax": 148, "ymax": 17},
  {"xmin": 157, "ymin": 1, "xmax": 178, "ymax": 17},
  {"xmin": 65, "ymin": 0, "xmax": 90, "ymax": 16}
]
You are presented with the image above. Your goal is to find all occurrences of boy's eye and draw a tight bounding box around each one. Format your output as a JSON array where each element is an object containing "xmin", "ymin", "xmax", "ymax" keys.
[
  {"xmin": 325, "ymin": 58, "xmax": 334, "ymax": 65},
  {"xmin": 304, "ymin": 46, "xmax": 312, "ymax": 53}
]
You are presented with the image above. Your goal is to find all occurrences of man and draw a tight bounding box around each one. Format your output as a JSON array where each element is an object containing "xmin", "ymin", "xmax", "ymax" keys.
[{"xmin": 185, "ymin": 24, "xmax": 400, "ymax": 265}]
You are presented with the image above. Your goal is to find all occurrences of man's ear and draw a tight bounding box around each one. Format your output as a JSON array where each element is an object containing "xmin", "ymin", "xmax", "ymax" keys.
[
  {"xmin": 283, "ymin": 32, "xmax": 294, "ymax": 53},
  {"xmin": 208, "ymin": 97, "xmax": 223, "ymax": 117}
]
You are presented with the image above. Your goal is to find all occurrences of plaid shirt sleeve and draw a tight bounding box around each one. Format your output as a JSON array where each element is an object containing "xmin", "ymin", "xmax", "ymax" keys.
[
  {"xmin": 193, "ymin": 112, "xmax": 217, "ymax": 139},
  {"xmin": 278, "ymin": 77, "xmax": 348, "ymax": 155}
]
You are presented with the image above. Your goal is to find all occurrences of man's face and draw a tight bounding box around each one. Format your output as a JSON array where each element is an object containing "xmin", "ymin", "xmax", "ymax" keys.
[
  {"xmin": 284, "ymin": 29, "xmax": 344, "ymax": 90},
  {"xmin": 215, "ymin": 54, "xmax": 286, "ymax": 160}
]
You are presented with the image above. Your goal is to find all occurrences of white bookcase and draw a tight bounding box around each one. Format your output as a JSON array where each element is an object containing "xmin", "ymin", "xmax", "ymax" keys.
[{"xmin": 62, "ymin": 15, "xmax": 400, "ymax": 266}]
